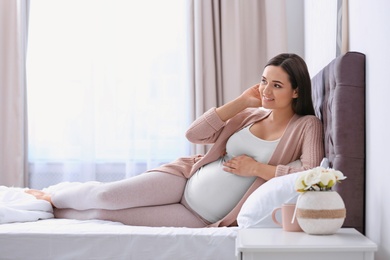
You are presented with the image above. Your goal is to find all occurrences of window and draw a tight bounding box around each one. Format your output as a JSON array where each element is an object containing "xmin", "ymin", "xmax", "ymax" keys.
[{"xmin": 27, "ymin": 0, "xmax": 191, "ymax": 188}]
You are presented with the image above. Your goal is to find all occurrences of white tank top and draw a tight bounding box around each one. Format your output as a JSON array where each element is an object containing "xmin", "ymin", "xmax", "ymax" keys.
[{"xmin": 184, "ymin": 124, "xmax": 280, "ymax": 223}]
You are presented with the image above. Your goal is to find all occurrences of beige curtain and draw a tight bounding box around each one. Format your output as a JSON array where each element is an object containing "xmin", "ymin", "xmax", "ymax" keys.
[
  {"xmin": 337, "ymin": 0, "xmax": 349, "ymax": 55},
  {"xmin": 188, "ymin": 0, "xmax": 288, "ymax": 154},
  {"xmin": 0, "ymin": 0, "xmax": 29, "ymax": 186},
  {"xmin": 0, "ymin": 0, "xmax": 290, "ymax": 185}
]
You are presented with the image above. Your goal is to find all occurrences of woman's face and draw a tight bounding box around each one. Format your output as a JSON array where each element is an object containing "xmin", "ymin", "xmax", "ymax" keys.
[{"xmin": 259, "ymin": 65, "xmax": 298, "ymax": 112}]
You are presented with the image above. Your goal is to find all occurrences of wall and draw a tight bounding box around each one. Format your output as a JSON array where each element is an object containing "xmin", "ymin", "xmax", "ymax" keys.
[
  {"xmin": 304, "ymin": 0, "xmax": 390, "ymax": 259},
  {"xmin": 348, "ymin": 0, "xmax": 390, "ymax": 259},
  {"xmin": 285, "ymin": 0, "xmax": 304, "ymax": 57},
  {"xmin": 303, "ymin": 0, "xmax": 338, "ymax": 77}
]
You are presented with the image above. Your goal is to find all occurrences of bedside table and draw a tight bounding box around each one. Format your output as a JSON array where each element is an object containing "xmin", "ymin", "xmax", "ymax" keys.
[{"xmin": 236, "ymin": 228, "xmax": 377, "ymax": 260}]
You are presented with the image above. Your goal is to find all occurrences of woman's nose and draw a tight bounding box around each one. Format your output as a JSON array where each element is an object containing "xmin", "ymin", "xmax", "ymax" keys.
[{"xmin": 263, "ymin": 84, "xmax": 271, "ymax": 95}]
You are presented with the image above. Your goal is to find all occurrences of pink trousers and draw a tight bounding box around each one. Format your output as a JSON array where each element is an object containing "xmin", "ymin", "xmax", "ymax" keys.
[{"xmin": 53, "ymin": 171, "xmax": 209, "ymax": 227}]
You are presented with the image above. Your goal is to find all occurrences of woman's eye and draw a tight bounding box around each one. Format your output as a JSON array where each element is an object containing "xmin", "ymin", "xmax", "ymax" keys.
[
  {"xmin": 260, "ymin": 79, "xmax": 267, "ymax": 84},
  {"xmin": 274, "ymin": 84, "xmax": 282, "ymax": 88}
]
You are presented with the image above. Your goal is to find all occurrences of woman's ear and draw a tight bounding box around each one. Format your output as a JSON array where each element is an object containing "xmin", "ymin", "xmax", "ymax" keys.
[{"xmin": 293, "ymin": 88, "xmax": 299, "ymax": 98}]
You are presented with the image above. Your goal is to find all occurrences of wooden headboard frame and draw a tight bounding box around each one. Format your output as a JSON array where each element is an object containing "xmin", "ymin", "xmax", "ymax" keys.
[{"xmin": 311, "ymin": 52, "xmax": 366, "ymax": 234}]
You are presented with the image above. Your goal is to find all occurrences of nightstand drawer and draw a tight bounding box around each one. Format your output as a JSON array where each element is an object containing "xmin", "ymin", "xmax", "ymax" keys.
[
  {"xmin": 241, "ymin": 251, "xmax": 371, "ymax": 260},
  {"xmin": 236, "ymin": 228, "xmax": 377, "ymax": 260}
]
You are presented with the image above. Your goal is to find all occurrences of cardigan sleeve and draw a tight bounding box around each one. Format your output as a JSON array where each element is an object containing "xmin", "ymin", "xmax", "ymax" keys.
[
  {"xmin": 185, "ymin": 108, "xmax": 226, "ymax": 145},
  {"xmin": 274, "ymin": 116, "xmax": 324, "ymax": 177}
]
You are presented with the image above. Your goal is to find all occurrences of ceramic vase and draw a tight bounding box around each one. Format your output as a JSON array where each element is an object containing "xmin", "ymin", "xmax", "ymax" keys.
[{"xmin": 296, "ymin": 191, "xmax": 346, "ymax": 235}]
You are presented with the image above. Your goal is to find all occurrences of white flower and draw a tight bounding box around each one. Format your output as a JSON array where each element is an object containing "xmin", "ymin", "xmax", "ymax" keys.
[
  {"xmin": 303, "ymin": 169, "xmax": 321, "ymax": 189},
  {"xmin": 295, "ymin": 172, "xmax": 307, "ymax": 192},
  {"xmin": 319, "ymin": 169, "xmax": 336, "ymax": 189},
  {"xmin": 295, "ymin": 166, "xmax": 347, "ymax": 192},
  {"xmin": 333, "ymin": 170, "xmax": 347, "ymax": 181}
]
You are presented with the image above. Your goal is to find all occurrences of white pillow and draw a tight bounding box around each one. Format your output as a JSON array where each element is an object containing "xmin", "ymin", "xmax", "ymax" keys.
[{"xmin": 237, "ymin": 171, "xmax": 302, "ymax": 228}]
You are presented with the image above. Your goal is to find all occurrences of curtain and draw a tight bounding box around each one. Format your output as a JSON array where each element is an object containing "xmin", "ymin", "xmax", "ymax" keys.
[
  {"xmin": 0, "ymin": 0, "xmax": 29, "ymax": 187},
  {"xmin": 188, "ymin": 0, "xmax": 288, "ymax": 154},
  {"xmin": 337, "ymin": 0, "xmax": 349, "ymax": 56},
  {"xmin": 27, "ymin": 0, "xmax": 191, "ymax": 189}
]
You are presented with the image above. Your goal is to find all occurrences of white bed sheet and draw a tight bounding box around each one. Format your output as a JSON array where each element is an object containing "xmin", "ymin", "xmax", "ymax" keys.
[{"xmin": 0, "ymin": 218, "xmax": 238, "ymax": 260}]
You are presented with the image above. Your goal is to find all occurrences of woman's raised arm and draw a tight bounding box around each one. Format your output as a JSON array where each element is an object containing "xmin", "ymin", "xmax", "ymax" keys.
[{"xmin": 216, "ymin": 84, "xmax": 262, "ymax": 122}]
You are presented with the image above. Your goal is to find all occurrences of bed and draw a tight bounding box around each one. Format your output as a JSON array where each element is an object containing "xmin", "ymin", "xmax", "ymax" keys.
[{"xmin": 0, "ymin": 52, "xmax": 366, "ymax": 260}]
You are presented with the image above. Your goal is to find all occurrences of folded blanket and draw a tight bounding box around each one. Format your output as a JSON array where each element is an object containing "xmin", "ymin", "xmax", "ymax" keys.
[{"xmin": 0, "ymin": 186, "xmax": 53, "ymax": 224}]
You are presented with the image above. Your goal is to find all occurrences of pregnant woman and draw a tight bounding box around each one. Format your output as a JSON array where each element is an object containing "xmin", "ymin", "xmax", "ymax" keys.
[{"xmin": 27, "ymin": 53, "xmax": 324, "ymax": 228}]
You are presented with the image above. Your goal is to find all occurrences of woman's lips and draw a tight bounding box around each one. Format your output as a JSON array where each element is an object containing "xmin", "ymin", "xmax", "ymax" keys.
[{"xmin": 262, "ymin": 95, "xmax": 274, "ymax": 101}]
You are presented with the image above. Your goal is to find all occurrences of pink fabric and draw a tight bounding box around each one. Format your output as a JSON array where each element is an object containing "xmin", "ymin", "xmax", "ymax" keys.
[
  {"xmin": 55, "ymin": 203, "xmax": 208, "ymax": 228},
  {"xmin": 52, "ymin": 172, "xmax": 186, "ymax": 210},
  {"xmin": 53, "ymin": 171, "xmax": 209, "ymax": 227},
  {"xmin": 154, "ymin": 107, "xmax": 324, "ymax": 178}
]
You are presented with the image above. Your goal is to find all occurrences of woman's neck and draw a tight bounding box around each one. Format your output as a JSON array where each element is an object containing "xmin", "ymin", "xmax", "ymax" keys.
[{"xmin": 268, "ymin": 109, "xmax": 295, "ymax": 124}]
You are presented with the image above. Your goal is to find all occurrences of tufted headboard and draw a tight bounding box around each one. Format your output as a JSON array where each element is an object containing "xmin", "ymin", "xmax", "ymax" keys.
[{"xmin": 311, "ymin": 52, "xmax": 366, "ymax": 234}]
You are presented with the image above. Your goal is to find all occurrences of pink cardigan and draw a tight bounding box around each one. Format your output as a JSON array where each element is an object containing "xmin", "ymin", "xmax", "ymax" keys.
[{"xmin": 151, "ymin": 107, "xmax": 324, "ymax": 227}]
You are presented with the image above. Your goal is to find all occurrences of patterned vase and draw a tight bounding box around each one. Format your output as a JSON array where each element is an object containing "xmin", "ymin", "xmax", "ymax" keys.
[{"xmin": 296, "ymin": 191, "xmax": 346, "ymax": 235}]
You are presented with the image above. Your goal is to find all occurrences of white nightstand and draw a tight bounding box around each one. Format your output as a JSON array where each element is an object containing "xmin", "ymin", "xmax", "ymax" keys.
[{"xmin": 236, "ymin": 228, "xmax": 377, "ymax": 260}]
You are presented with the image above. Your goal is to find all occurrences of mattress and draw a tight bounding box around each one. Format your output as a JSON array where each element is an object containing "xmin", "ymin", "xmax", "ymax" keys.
[{"xmin": 0, "ymin": 218, "xmax": 238, "ymax": 260}]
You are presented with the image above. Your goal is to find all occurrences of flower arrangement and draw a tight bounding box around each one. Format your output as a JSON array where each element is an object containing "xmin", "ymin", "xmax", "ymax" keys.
[{"xmin": 295, "ymin": 167, "xmax": 347, "ymax": 192}]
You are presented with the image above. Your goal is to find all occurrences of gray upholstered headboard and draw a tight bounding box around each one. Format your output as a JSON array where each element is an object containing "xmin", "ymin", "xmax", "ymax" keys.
[{"xmin": 311, "ymin": 52, "xmax": 366, "ymax": 234}]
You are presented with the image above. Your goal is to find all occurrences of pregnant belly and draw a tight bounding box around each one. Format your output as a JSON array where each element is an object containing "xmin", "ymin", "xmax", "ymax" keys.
[{"xmin": 184, "ymin": 157, "xmax": 256, "ymax": 223}]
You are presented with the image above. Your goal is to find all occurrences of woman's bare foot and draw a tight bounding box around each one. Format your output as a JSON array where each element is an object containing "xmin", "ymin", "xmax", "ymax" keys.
[{"xmin": 25, "ymin": 189, "xmax": 53, "ymax": 206}]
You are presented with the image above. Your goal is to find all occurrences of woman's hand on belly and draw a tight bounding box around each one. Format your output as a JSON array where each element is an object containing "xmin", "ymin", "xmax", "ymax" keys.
[
  {"xmin": 223, "ymin": 155, "xmax": 276, "ymax": 180},
  {"xmin": 222, "ymin": 155, "xmax": 258, "ymax": 177}
]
